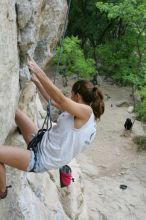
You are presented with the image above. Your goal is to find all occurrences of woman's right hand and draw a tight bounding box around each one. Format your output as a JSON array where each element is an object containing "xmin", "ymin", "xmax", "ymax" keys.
[{"xmin": 27, "ymin": 56, "xmax": 42, "ymax": 75}]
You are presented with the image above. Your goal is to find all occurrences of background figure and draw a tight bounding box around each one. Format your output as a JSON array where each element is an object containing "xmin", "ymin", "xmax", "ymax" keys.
[
  {"xmin": 121, "ymin": 118, "xmax": 134, "ymax": 137},
  {"xmin": 124, "ymin": 118, "xmax": 133, "ymax": 130}
]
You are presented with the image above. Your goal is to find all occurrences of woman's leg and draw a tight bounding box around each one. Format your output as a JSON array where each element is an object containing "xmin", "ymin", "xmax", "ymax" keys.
[
  {"xmin": 0, "ymin": 145, "xmax": 31, "ymax": 192},
  {"xmin": 0, "ymin": 109, "xmax": 38, "ymax": 192},
  {"xmin": 15, "ymin": 109, "xmax": 38, "ymax": 144},
  {"xmin": 0, "ymin": 110, "xmax": 38, "ymax": 193}
]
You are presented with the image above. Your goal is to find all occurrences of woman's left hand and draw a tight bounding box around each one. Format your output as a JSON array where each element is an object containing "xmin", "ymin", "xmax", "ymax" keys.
[{"xmin": 31, "ymin": 73, "xmax": 39, "ymax": 84}]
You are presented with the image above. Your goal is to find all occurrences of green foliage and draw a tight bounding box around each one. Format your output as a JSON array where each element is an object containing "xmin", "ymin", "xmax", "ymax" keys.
[
  {"xmin": 68, "ymin": 0, "xmax": 102, "ymax": 42},
  {"xmin": 133, "ymin": 135, "xmax": 146, "ymax": 151},
  {"xmin": 136, "ymin": 100, "xmax": 146, "ymax": 121},
  {"xmin": 139, "ymin": 87, "xmax": 146, "ymax": 99},
  {"xmin": 67, "ymin": 0, "xmax": 146, "ymax": 85},
  {"xmin": 54, "ymin": 36, "xmax": 96, "ymax": 78},
  {"xmin": 135, "ymin": 87, "xmax": 146, "ymax": 121},
  {"xmin": 95, "ymin": 0, "xmax": 146, "ymax": 85},
  {"xmin": 96, "ymin": 35, "xmax": 139, "ymax": 85},
  {"xmin": 96, "ymin": 0, "xmax": 146, "ymax": 23}
]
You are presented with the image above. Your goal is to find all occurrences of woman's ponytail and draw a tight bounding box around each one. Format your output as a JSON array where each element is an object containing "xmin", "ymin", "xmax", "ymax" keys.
[
  {"xmin": 72, "ymin": 80, "xmax": 104, "ymax": 120},
  {"xmin": 91, "ymin": 87, "xmax": 104, "ymax": 119}
]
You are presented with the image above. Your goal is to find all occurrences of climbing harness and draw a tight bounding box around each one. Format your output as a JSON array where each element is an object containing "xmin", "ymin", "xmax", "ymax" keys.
[
  {"xmin": 27, "ymin": 100, "xmax": 52, "ymax": 172},
  {"xmin": 27, "ymin": 99, "xmax": 52, "ymax": 153},
  {"xmin": 0, "ymin": 185, "xmax": 12, "ymax": 200}
]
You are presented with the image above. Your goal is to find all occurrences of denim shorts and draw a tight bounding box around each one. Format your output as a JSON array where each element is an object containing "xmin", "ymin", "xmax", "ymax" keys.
[
  {"xmin": 27, "ymin": 148, "xmax": 48, "ymax": 173},
  {"xmin": 27, "ymin": 149, "xmax": 36, "ymax": 172}
]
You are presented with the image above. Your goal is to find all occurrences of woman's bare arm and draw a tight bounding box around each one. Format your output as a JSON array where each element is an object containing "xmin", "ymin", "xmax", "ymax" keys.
[
  {"xmin": 31, "ymin": 74, "xmax": 49, "ymax": 101},
  {"xmin": 31, "ymin": 74, "xmax": 62, "ymax": 110},
  {"xmin": 28, "ymin": 58, "xmax": 92, "ymax": 120}
]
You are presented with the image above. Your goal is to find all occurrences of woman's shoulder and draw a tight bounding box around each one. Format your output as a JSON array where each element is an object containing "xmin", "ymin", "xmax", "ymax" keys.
[{"xmin": 87, "ymin": 111, "xmax": 96, "ymax": 124}]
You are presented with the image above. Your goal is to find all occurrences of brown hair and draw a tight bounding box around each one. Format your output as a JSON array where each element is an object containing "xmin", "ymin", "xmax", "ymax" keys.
[{"xmin": 72, "ymin": 80, "xmax": 104, "ymax": 120}]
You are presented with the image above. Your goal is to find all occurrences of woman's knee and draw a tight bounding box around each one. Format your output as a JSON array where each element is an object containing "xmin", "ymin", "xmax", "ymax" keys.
[
  {"xmin": 15, "ymin": 108, "xmax": 23, "ymax": 120},
  {"xmin": 15, "ymin": 108, "xmax": 21, "ymax": 123},
  {"xmin": 15, "ymin": 109, "xmax": 29, "ymax": 128}
]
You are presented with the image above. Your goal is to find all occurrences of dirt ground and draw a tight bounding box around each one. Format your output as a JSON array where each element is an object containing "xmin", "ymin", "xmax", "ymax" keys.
[{"xmin": 76, "ymin": 82, "xmax": 146, "ymax": 220}]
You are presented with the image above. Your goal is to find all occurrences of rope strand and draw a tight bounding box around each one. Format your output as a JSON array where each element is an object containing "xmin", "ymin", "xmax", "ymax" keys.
[{"xmin": 53, "ymin": 0, "xmax": 72, "ymax": 84}]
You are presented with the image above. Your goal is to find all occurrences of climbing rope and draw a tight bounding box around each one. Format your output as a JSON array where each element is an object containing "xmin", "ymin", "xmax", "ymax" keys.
[
  {"xmin": 34, "ymin": 0, "xmax": 72, "ymax": 132},
  {"xmin": 42, "ymin": 99, "xmax": 52, "ymax": 130},
  {"xmin": 48, "ymin": 0, "xmax": 72, "ymax": 127},
  {"xmin": 53, "ymin": 0, "xmax": 72, "ymax": 84},
  {"xmin": 29, "ymin": 0, "xmax": 72, "ymax": 141},
  {"xmin": 40, "ymin": 0, "xmax": 72, "ymax": 128}
]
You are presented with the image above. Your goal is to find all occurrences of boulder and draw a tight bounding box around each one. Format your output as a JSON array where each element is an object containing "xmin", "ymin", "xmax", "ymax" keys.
[{"xmin": 127, "ymin": 106, "xmax": 134, "ymax": 113}]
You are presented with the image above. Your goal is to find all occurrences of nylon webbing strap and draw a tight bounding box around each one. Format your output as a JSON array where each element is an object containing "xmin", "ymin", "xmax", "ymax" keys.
[
  {"xmin": 41, "ymin": 99, "xmax": 52, "ymax": 130},
  {"xmin": 47, "ymin": 99, "xmax": 52, "ymax": 131}
]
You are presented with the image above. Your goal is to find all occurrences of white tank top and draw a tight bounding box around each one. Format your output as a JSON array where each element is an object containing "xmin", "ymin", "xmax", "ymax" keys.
[{"xmin": 37, "ymin": 112, "xmax": 96, "ymax": 170}]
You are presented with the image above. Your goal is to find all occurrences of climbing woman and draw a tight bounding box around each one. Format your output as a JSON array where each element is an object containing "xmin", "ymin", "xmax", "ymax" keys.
[{"xmin": 0, "ymin": 58, "xmax": 104, "ymax": 199}]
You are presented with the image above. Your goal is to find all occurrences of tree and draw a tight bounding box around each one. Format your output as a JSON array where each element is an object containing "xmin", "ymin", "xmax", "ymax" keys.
[
  {"xmin": 53, "ymin": 36, "xmax": 96, "ymax": 79},
  {"xmin": 96, "ymin": 0, "xmax": 146, "ymax": 82},
  {"xmin": 68, "ymin": 1, "xmax": 146, "ymax": 85}
]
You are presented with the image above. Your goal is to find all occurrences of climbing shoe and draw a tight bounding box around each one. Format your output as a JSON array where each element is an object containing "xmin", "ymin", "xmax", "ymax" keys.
[{"xmin": 0, "ymin": 185, "xmax": 12, "ymax": 199}]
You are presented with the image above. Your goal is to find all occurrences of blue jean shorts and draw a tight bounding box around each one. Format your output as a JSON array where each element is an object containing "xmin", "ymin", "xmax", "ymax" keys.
[{"xmin": 27, "ymin": 148, "xmax": 48, "ymax": 173}]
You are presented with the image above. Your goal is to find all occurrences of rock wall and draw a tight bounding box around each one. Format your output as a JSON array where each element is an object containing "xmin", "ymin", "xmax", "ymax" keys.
[
  {"xmin": 16, "ymin": 0, "xmax": 68, "ymax": 88},
  {"xmin": 0, "ymin": 1, "xmax": 88, "ymax": 219},
  {"xmin": 0, "ymin": 0, "xmax": 19, "ymax": 143}
]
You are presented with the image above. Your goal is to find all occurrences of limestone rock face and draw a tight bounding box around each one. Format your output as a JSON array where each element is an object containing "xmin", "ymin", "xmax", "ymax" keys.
[
  {"xmin": 0, "ymin": 0, "xmax": 19, "ymax": 143},
  {"xmin": 16, "ymin": 0, "xmax": 67, "ymax": 68}
]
